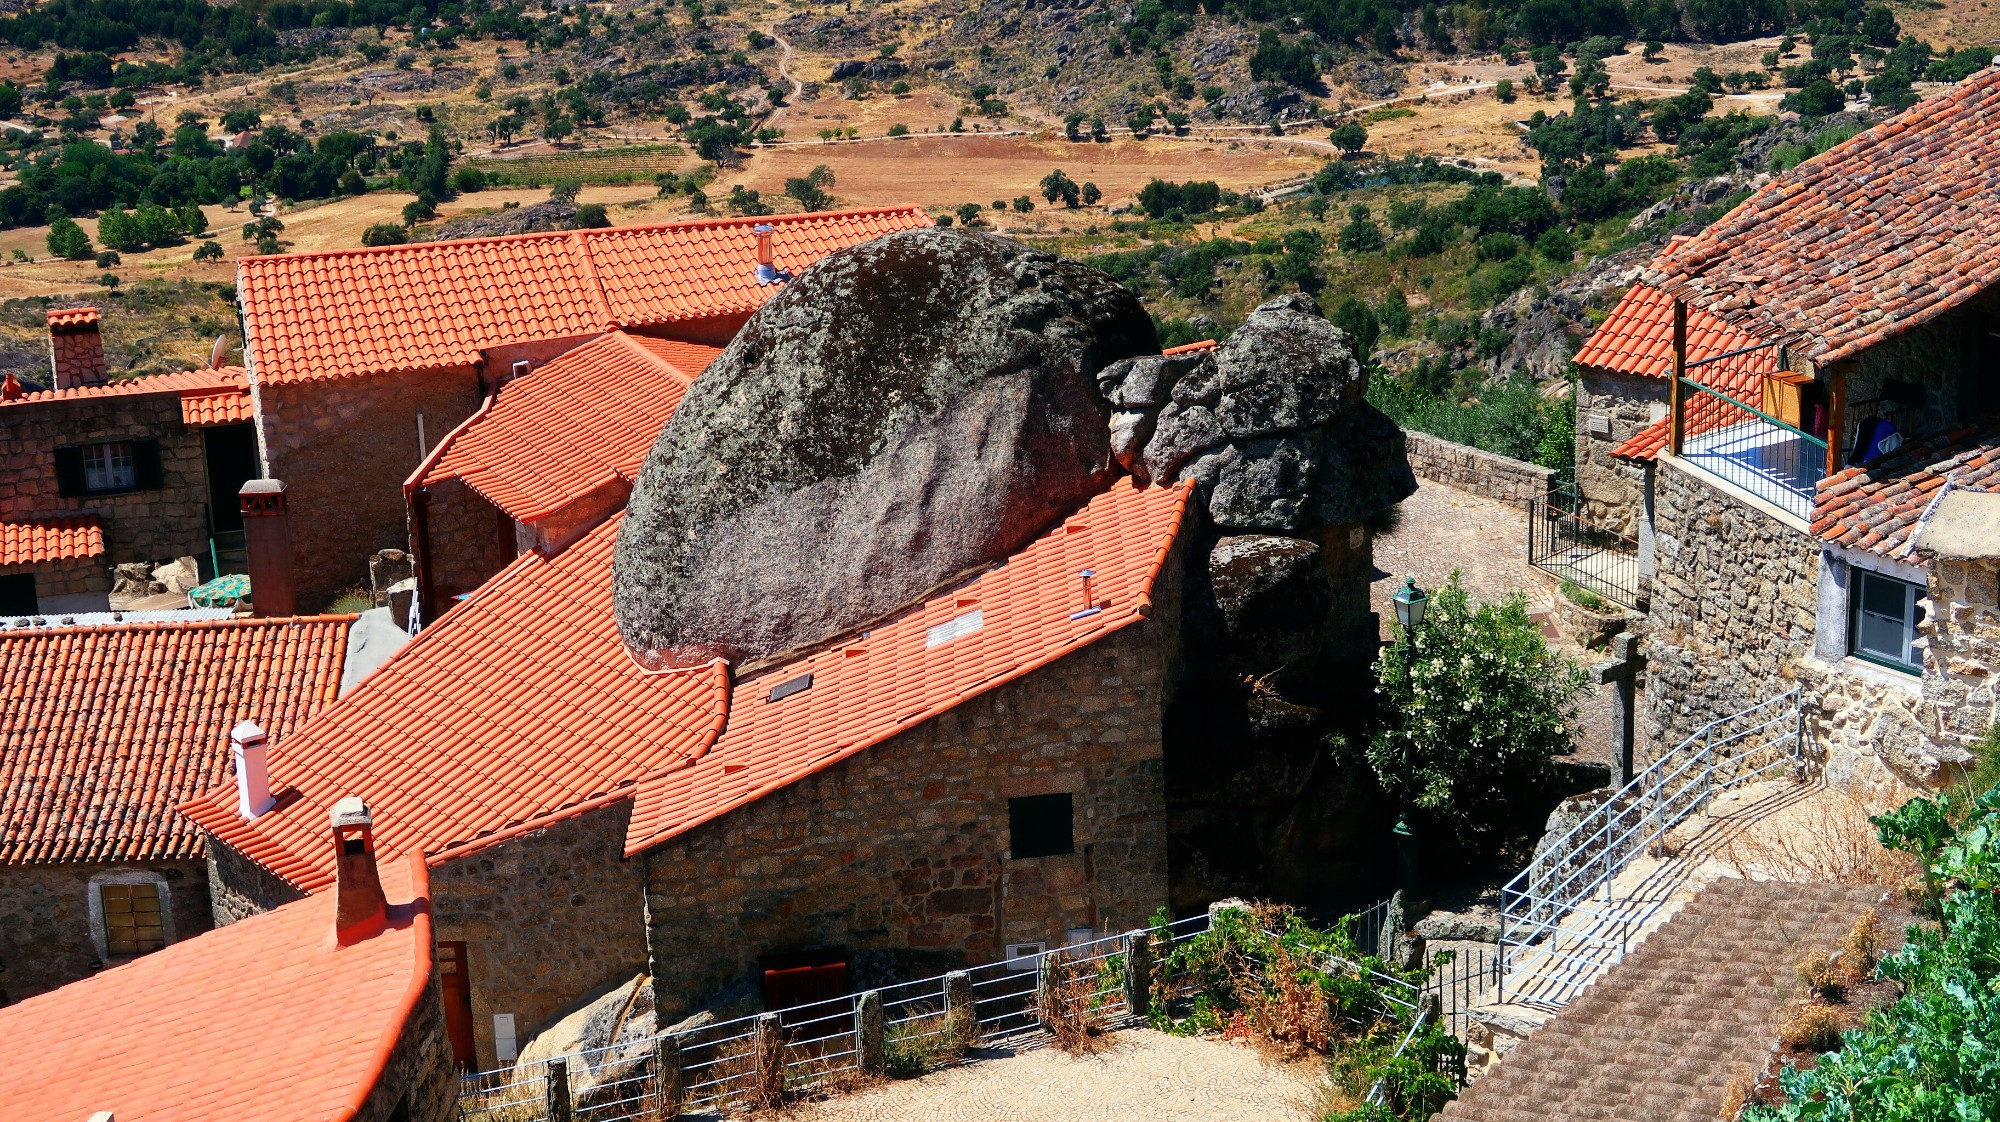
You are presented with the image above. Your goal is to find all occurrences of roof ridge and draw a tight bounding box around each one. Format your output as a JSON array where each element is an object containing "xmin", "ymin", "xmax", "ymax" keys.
[
  {"xmin": 0, "ymin": 612, "xmax": 358, "ymax": 641},
  {"xmin": 570, "ymin": 233, "xmax": 616, "ymax": 330},
  {"xmin": 610, "ymin": 330, "xmax": 695, "ymax": 384},
  {"xmin": 239, "ymin": 206, "xmax": 930, "ymax": 270}
]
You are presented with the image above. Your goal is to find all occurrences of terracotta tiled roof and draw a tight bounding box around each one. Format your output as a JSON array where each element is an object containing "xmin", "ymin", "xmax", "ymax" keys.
[
  {"xmin": 178, "ymin": 366, "xmax": 253, "ymax": 425},
  {"xmin": 0, "ymin": 514, "xmax": 103, "ymax": 566},
  {"xmin": 1641, "ymin": 65, "xmax": 2000, "ymax": 365},
  {"xmin": 179, "ymin": 523, "xmax": 733, "ymax": 892},
  {"xmin": 1585, "ymin": 284, "xmax": 1782, "ymax": 462},
  {"xmin": 0, "ymin": 852, "xmax": 433, "ymax": 1122},
  {"xmin": 1, "ymin": 615, "xmax": 352, "ymax": 864},
  {"xmin": 623, "ymin": 476, "xmax": 1196, "ymax": 855},
  {"xmin": 1811, "ymin": 421, "xmax": 2000, "ymax": 557},
  {"xmin": 184, "ymin": 476, "xmax": 1193, "ymax": 886},
  {"xmin": 0, "ymin": 365, "xmax": 246, "ymax": 411},
  {"xmin": 414, "ymin": 331, "xmax": 721, "ymax": 523},
  {"xmin": 1438, "ymin": 879, "xmax": 1893, "ymax": 1122},
  {"xmin": 239, "ymin": 208, "xmax": 932, "ymax": 386},
  {"xmin": 44, "ymin": 306, "xmax": 99, "ymax": 329}
]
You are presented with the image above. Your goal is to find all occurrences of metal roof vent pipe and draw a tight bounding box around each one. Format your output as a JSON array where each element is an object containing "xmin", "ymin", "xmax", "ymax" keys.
[
  {"xmin": 232, "ymin": 720, "xmax": 274, "ymax": 820},
  {"xmin": 1070, "ymin": 568, "xmax": 1103, "ymax": 621},
  {"xmin": 753, "ymin": 224, "xmax": 791, "ymax": 285},
  {"xmin": 330, "ymin": 796, "xmax": 389, "ymax": 946}
]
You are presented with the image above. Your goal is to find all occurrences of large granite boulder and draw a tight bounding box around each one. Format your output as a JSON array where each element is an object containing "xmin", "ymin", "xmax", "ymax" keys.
[
  {"xmin": 615, "ymin": 228, "xmax": 1155, "ymax": 667},
  {"xmin": 1099, "ymin": 294, "xmax": 1416, "ymax": 533}
]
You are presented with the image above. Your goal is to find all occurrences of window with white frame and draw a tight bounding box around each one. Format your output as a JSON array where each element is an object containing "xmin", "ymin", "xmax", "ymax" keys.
[
  {"xmin": 1849, "ymin": 568, "xmax": 1924, "ymax": 674},
  {"xmin": 81, "ymin": 441, "xmax": 135, "ymax": 492}
]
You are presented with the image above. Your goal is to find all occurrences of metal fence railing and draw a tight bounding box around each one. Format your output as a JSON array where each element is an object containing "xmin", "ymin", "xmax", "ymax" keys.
[
  {"xmin": 1528, "ymin": 489, "xmax": 1647, "ymax": 610},
  {"xmin": 455, "ymin": 904, "xmax": 1443, "ymax": 1122},
  {"xmin": 1420, "ymin": 944, "xmax": 1500, "ymax": 1039},
  {"xmin": 1496, "ymin": 687, "xmax": 1804, "ymax": 1007},
  {"xmin": 458, "ymin": 915, "xmax": 1220, "ymax": 1122},
  {"xmin": 1678, "ymin": 379, "xmax": 1828, "ymax": 522}
]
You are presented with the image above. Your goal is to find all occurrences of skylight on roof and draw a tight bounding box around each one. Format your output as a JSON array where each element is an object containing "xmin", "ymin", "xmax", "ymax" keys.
[
  {"xmin": 926, "ymin": 609, "xmax": 983, "ymax": 649},
  {"xmin": 767, "ymin": 672, "xmax": 813, "ymax": 703}
]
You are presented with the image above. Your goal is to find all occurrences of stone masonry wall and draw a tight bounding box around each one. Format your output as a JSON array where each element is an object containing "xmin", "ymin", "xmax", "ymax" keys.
[
  {"xmin": 355, "ymin": 971, "xmax": 460, "ymax": 1122},
  {"xmin": 0, "ymin": 859, "xmax": 211, "ymax": 1003},
  {"xmin": 429, "ymin": 801, "xmax": 652, "ymax": 1070},
  {"xmin": 1640, "ymin": 457, "xmax": 1821, "ymax": 755},
  {"xmin": 0, "ymin": 554, "xmax": 107, "ymax": 608},
  {"xmin": 206, "ymin": 836, "xmax": 307, "ymax": 924},
  {"xmin": 0, "ymin": 392, "xmax": 212, "ymax": 564},
  {"xmin": 256, "ymin": 367, "xmax": 483, "ymax": 610},
  {"xmin": 420, "ymin": 477, "xmax": 518, "ymax": 604},
  {"xmin": 1921, "ymin": 555, "xmax": 2000, "ymax": 761},
  {"xmin": 1402, "ymin": 431, "xmax": 1554, "ymax": 506},
  {"xmin": 639, "ymin": 612, "xmax": 1176, "ymax": 1020},
  {"xmin": 1575, "ymin": 366, "xmax": 1667, "ymax": 535}
]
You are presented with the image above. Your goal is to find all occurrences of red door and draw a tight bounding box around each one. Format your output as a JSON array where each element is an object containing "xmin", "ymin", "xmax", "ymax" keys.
[{"xmin": 438, "ymin": 941, "xmax": 477, "ymax": 1070}]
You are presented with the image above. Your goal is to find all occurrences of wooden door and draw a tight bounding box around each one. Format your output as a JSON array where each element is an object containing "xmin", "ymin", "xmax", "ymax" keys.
[{"xmin": 438, "ymin": 941, "xmax": 477, "ymax": 1070}]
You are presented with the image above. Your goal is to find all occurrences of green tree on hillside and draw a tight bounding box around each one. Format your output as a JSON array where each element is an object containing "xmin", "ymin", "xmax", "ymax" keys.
[
  {"xmin": 1329, "ymin": 121, "xmax": 1369, "ymax": 155},
  {"xmin": 45, "ymin": 208, "xmax": 91, "ymax": 259}
]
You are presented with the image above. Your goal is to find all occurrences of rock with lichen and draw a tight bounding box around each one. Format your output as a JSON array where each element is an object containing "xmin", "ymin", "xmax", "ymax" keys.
[{"xmin": 613, "ymin": 227, "xmax": 1154, "ymax": 668}]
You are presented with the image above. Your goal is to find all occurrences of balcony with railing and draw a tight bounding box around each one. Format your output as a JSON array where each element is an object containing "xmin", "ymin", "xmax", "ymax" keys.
[{"xmin": 1675, "ymin": 378, "xmax": 1828, "ymax": 522}]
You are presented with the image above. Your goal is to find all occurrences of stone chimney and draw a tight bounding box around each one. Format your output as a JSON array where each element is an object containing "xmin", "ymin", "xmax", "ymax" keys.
[
  {"xmin": 46, "ymin": 306, "xmax": 107, "ymax": 389},
  {"xmin": 330, "ymin": 796, "xmax": 388, "ymax": 946},
  {"xmin": 240, "ymin": 479, "xmax": 296, "ymax": 617},
  {"xmin": 231, "ymin": 720, "xmax": 275, "ymax": 819}
]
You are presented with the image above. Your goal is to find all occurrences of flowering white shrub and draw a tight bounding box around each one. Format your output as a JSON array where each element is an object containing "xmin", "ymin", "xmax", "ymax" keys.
[{"xmin": 1364, "ymin": 572, "xmax": 1587, "ymax": 850}]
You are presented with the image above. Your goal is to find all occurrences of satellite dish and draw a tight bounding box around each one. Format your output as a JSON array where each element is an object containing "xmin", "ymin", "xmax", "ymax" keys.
[{"xmin": 209, "ymin": 335, "xmax": 228, "ymax": 369}]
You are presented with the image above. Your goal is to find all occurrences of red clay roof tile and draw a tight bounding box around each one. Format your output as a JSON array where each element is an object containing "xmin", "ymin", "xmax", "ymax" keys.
[
  {"xmin": 1584, "ymin": 284, "xmax": 1783, "ymax": 463},
  {"xmin": 1810, "ymin": 421, "xmax": 2000, "ymax": 557},
  {"xmin": 0, "ymin": 615, "xmax": 352, "ymax": 864},
  {"xmin": 0, "ymin": 513, "xmax": 103, "ymax": 566},
  {"xmin": 44, "ymin": 306, "xmax": 99, "ymax": 329},
  {"xmin": 239, "ymin": 209, "xmax": 931, "ymax": 386},
  {"xmin": 1641, "ymin": 66, "xmax": 2000, "ymax": 364},
  {"xmin": 414, "ymin": 331, "xmax": 720, "ymax": 523},
  {"xmin": 623, "ymin": 476, "xmax": 1196, "ymax": 855},
  {"xmin": 0, "ymin": 366, "xmax": 246, "ymax": 412},
  {"xmin": 184, "ymin": 477, "xmax": 1193, "ymax": 884},
  {"xmin": 0, "ymin": 852, "xmax": 432, "ymax": 1122}
]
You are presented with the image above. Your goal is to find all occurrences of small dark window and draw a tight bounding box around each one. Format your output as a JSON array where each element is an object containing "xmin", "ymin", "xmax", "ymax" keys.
[
  {"xmin": 54, "ymin": 438, "xmax": 161, "ymax": 496},
  {"xmin": 1008, "ymin": 793, "xmax": 1075, "ymax": 859},
  {"xmin": 0, "ymin": 573, "xmax": 34, "ymax": 616}
]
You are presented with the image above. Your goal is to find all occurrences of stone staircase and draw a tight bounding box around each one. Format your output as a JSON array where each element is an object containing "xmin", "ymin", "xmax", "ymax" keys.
[{"xmin": 1438, "ymin": 879, "xmax": 1888, "ymax": 1122}]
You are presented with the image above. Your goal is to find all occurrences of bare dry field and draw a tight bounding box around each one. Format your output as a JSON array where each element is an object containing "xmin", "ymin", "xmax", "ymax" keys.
[{"xmin": 723, "ymin": 134, "xmax": 1324, "ymax": 212}]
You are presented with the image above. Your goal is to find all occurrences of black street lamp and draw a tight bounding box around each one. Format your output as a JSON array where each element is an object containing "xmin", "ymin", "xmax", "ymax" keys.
[{"xmin": 1388, "ymin": 577, "xmax": 1429, "ymax": 896}]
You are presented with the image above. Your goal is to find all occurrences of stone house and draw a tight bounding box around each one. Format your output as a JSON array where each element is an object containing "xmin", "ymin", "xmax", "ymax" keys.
[
  {"xmin": 0, "ymin": 307, "xmax": 259, "ymax": 615},
  {"xmin": 1563, "ymin": 64, "xmax": 2000, "ymax": 793},
  {"xmin": 0, "ymin": 613, "xmax": 351, "ymax": 1003},
  {"xmin": 183, "ymin": 476, "xmax": 1191, "ymax": 1071},
  {"xmin": 407, "ymin": 329, "xmax": 720, "ymax": 616},
  {"xmin": 234, "ymin": 208, "xmax": 931, "ymax": 611},
  {"xmin": 0, "ymin": 841, "xmax": 457, "ymax": 1122}
]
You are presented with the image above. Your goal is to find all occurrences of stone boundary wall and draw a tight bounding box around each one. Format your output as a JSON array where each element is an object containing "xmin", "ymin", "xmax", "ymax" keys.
[{"xmin": 1402, "ymin": 431, "xmax": 1554, "ymax": 505}]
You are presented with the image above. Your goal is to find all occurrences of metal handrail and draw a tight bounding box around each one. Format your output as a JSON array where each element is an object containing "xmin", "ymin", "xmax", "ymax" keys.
[
  {"xmin": 1496, "ymin": 688, "xmax": 1803, "ymax": 1006},
  {"xmin": 1679, "ymin": 377, "xmax": 1829, "ymax": 450}
]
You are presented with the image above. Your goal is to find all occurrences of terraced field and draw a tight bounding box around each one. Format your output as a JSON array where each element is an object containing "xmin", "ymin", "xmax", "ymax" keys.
[{"xmin": 465, "ymin": 143, "xmax": 692, "ymax": 186}]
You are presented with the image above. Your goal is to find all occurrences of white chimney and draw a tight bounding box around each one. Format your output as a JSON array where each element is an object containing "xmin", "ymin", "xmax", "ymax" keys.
[{"xmin": 232, "ymin": 720, "xmax": 274, "ymax": 819}]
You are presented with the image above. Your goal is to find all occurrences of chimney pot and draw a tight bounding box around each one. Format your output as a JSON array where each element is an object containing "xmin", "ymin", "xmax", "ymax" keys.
[
  {"xmin": 231, "ymin": 720, "xmax": 274, "ymax": 819},
  {"xmin": 752, "ymin": 224, "xmax": 788, "ymax": 285},
  {"xmin": 330, "ymin": 795, "xmax": 388, "ymax": 945},
  {"xmin": 239, "ymin": 478, "xmax": 296, "ymax": 617},
  {"xmin": 46, "ymin": 306, "xmax": 107, "ymax": 389}
]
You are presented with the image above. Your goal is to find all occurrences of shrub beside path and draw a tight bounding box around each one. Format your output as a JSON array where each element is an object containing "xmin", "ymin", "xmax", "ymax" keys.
[{"xmin": 775, "ymin": 1029, "xmax": 1329, "ymax": 1122}]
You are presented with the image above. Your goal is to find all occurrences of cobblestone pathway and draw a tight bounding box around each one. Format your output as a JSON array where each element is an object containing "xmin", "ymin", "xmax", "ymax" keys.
[
  {"xmin": 1369, "ymin": 478, "xmax": 1623, "ymax": 773},
  {"xmin": 776, "ymin": 1030, "xmax": 1330, "ymax": 1122}
]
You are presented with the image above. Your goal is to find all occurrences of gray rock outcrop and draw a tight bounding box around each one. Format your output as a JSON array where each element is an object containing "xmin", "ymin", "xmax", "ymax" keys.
[
  {"xmin": 614, "ymin": 228, "xmax": 1154, "ymax": 667},
  {"xmin": 1098, "ymin": 293, "xmax": 1416, "ymax": 535}
]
